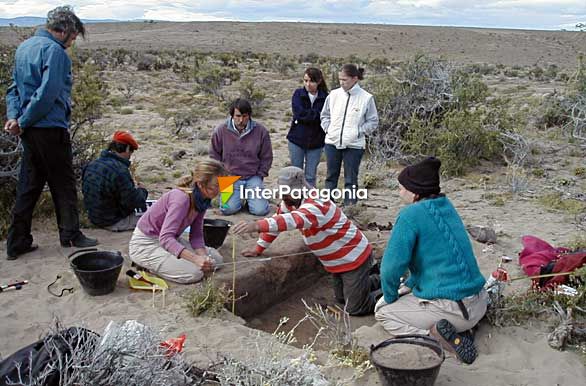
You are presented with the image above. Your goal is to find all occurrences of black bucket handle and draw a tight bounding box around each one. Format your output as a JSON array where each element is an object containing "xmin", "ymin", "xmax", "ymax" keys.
[
  {"xmin": 67, "ymin": 249, "xmax": 123, "ymax": 261},
  {"xmin": 67, "ymin": 248, "xmax": 98, "ymax": 260},
  {"xmin": 371, "ymin": 334, "xmax": 443, "ymax": 353}
]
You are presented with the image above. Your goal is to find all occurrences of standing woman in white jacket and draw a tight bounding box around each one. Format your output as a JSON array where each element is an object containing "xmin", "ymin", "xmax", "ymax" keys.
[{"xmin": 321, "ymin": 64, "xmax": 378, "ymax": 205}]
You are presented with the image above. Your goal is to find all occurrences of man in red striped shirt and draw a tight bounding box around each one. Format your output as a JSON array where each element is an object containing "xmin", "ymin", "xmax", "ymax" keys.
[{"xmin": 232, "ymin": 166, "xmax": 380, "ymax": 315}]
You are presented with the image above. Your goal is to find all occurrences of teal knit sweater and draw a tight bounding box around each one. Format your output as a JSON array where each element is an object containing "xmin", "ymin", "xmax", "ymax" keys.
[{"xmin": 381, "ymin": 196, "xmax": 486, "ymax": 304}]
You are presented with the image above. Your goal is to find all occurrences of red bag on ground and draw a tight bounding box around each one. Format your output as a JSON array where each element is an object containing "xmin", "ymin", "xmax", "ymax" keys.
[
  {"xmin": 518, "ymin": 236, "xmax": 569, "ymax": 277},
  {"xmin": 518, "ymin": 236, "xmax": 585, "ymax": 289},
  {"xmin": 546, "ymin": 252, "xmax": 586, "ymax": 289}
]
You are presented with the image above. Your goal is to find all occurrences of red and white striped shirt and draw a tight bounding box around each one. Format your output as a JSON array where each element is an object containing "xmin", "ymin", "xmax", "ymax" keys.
[{"xmin": 255, "ymin": 198, "xmax": 372, "ymax": 273}]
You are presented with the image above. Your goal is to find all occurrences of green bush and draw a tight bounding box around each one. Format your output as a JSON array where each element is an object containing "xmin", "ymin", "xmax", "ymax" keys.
[
  {"xmin": 402, "ymin": 109, "xmax": 501, "ymax": 175},
  {"xmin": 0, "ymin": 182, "xmax": 16, "ymax": 239},
  {"xmin": 568, "ymin": 54, "xmax": 586, "ymax": 96},
  {"xmin": 194, "ymin": 65, "xmax": 241, "ymax": 97},
  {"xmin": 528, "ymin": 65, "xmax": 545, "ymax": 80},
  {"xmin": 464, "ymin": 63, "xmax": 498, "ymax": 76},
  {"xmin": 503, "ymin": 68, "xmax": 520, "ymax": 77},
  {"xmin": 238, "ymin": 78, "xmax": 266, "ymax": 110},
  {"xmin": 0, "ymin": 45, "xmax": 15, "ymax": 125},
  {"xmin": 70, "ymin": 61, "xmax": 108, "ymax": 137},
  {"xmin": 366, "ymin": 54, "xmax": 506, "ymax": 174},
  {"xmin": 451, "ymin": 70, "xmax": 490, "ymax": 109},
  {"xmin": 535, "ymin": 95, "xmax": 570, "ymax": 129},
  {"xmin": 538, "ymin": 192, "xmax": 585, "ymax": 214}
]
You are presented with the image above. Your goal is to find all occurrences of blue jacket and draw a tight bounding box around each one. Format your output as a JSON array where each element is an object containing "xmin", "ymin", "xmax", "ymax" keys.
[
  {"xmin": 380, "ymin": 196, "xmax": 486, "ymax": 304},
  {"xmin": 287, "ymin": 87, "xmax": 328, "ymax": 149},
  {"xmin": 82, "ymin": 150, "xmax": 148, "ymax": 227},
  {"xmin": 6, "ymin": 29, "xmax": 72, "ymax": 129}
]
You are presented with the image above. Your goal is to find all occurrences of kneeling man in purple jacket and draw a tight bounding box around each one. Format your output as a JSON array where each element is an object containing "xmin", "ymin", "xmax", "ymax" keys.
[{"xmin": 209, "ymin": 98, "xmax": 273, "ymax": 216}]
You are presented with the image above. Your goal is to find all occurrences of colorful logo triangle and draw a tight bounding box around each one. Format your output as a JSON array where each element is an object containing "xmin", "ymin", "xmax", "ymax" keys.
[{"xmin": 218, "ymin": 176, "xmax": 241, "ymax": 208}]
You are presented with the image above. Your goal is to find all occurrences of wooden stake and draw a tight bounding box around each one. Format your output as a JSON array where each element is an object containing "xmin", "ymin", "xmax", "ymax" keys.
[{"xmin": 232, "ymin": 236, "xmax": 236, "ymax": 314}]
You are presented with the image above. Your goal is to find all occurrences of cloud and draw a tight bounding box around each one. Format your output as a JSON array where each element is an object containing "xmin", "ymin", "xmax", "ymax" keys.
[{"xmin": 0, "ymin": 0, "xmax": 584, "ymax": 29}]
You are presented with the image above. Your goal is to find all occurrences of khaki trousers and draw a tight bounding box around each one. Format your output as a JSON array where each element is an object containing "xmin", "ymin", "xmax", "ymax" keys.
[
  {"xmin": 375, "ymin": 289, "xmax": 488, "ymax": 336},
  {"xmin": 104, "ymin": 213, "xmax": 140, "ymax": 232},
  {"xmin": 129, "ymin": 228, "xmax": 223, "ymax": 284}
]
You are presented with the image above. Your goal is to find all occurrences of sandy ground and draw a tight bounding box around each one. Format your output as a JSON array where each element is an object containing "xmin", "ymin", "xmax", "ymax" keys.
[
  {"xmin": 1, "ymin": 168, "xmax": 585, "ymax": 385},
  {"xmin": 1, "ymin": 20, "xmax": 585, "ymax": 385}
]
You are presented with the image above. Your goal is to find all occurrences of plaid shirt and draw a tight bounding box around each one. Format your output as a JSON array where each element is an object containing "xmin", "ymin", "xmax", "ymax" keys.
[{"xmin": 82, "ymin": 150, "xmax": 147, "ymax": 227}]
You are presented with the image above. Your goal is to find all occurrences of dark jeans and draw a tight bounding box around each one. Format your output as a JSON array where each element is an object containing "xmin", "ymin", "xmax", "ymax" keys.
[
  {"xmin": 324, "ymin": 144, "xmax": 364, "ymax": 205},
  {"xmin": 332, "ymin": 254, "xmax": 380, "ymax": 316},
  {"xmin": 7, "ymin": 127, "xmax": 81, "ymax": 255}
]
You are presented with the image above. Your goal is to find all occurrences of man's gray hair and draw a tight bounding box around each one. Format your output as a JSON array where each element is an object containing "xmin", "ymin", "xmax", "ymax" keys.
[{"xmin": 46, "ymin": 5, "xmax": 86, "ymax": 38}]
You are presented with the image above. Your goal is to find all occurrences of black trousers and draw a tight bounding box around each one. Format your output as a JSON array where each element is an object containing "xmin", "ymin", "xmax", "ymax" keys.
[
  {"xmin": 332, "ymin": 253, "xmax": 381, "ymax": 316},
  {"xmin": 7, "ymin": 127, "xmax": 81, "ymax": 255}
]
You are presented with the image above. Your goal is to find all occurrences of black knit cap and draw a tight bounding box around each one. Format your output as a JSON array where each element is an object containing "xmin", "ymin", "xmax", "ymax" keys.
[{"xmin": 398, "ymin": 157, "xmax": 441, "ymax": 195}]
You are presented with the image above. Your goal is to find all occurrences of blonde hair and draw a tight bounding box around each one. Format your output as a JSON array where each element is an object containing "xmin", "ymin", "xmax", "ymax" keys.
[{"xmin": 176, "ymin": 159, "xmax": 225, "ymax": 190}]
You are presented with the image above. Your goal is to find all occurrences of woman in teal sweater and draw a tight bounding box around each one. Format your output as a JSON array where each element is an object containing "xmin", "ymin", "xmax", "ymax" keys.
[{"xmin": 375, "ymin": 157, "xmax": 487, "ymax": 364}]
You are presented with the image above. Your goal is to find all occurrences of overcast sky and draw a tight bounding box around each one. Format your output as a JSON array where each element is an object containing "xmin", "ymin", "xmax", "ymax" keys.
[{"xmin": 0, "ymin": 0, "xmax": 584, "ymax": 30}]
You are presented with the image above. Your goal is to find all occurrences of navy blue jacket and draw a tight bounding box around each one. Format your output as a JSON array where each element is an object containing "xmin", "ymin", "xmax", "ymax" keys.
[
  {"xmin": 82, "ymin": 150, "xmax": 148, "ymax": 227},
  {"xmin": 287, "ymin": 87, "xmax": 328, "ymax": 149}
]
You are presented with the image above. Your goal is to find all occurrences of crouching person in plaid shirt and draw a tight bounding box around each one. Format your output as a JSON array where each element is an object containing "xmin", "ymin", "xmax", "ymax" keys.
[{"xmin": 231, "ymin": 166, "xmax": 381, "ymax": 315}]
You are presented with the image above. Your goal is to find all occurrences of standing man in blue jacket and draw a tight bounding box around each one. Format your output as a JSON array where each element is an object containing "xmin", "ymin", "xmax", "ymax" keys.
[{"xmin": 4, "ymin": 6, "xmax": 98, "ymax": 260}]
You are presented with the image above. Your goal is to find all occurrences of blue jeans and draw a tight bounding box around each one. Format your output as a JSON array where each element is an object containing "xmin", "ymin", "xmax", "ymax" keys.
[
  {"xmin": 324, "ymin": 144, "xmax": 364, "ymax": 205},
  {"xmin": 288, "ymin": 141, "xmax": 323, "ymax": 187},
  {"xmin": 220, "ymin": 176, "xmax": 269, "ymax": 216}
]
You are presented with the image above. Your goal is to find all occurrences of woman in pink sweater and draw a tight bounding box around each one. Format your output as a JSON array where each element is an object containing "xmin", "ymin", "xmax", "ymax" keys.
[{"xmin": 129, "ymin": 159, "xmax": 225, "ymax": 283}]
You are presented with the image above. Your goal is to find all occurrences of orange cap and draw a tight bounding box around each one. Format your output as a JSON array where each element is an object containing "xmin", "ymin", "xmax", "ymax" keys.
[{"xmin": 112, "ymin": 131, "xmax": 139, "ymax": 150}]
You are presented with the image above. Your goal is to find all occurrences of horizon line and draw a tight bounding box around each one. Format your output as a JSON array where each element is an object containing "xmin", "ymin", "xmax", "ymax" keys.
[{"xmin": 0, "ymin": 16, "xmax": 583, "ymax": 32}]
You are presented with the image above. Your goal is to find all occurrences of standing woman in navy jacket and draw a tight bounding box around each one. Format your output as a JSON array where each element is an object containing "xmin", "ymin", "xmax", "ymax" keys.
[{"xmin": 287, "ymin": 68, "xmax": 328, "ymax": 187}]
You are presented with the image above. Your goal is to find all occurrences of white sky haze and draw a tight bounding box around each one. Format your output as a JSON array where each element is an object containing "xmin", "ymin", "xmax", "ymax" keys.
[{"xmin": 0, "ymin": 0, "xmax": 584, "ymax": 30}]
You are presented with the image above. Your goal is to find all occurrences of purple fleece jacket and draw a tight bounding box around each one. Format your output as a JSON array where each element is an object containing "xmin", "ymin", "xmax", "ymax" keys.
[
  {"xmin": 209, "ymin": 119, "xmax": 273, "ymax": 178},
  {"xmin": 137, "ymin": 189, "xmax": 205, "ymax": 257}
]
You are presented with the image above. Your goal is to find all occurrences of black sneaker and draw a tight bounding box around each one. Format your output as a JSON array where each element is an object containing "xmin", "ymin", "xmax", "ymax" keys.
[
  {"xmin": 61, "ymin": 233, "xmax": 99, "ymax": 248},
  {"xmin": 430, "ymin": 319, "xmax": 478, "ymax": 364},
  {"xmin": 6, "ymin": 244, "xmax": 39, "ymax": 260}
]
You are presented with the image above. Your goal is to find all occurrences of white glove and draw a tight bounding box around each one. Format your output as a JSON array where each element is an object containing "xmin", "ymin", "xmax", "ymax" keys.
[{"xmin": 374, "ymin": 296, "xmax": 388, "ymax": 313}]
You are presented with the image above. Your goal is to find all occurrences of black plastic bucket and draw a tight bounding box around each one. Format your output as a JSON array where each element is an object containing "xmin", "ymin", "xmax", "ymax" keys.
[
  {"xmin": 203, "ymin": 219, "xmax": 232, "ymax": 248},
  {"xmin": 69, "ymin": 248, "xmax": 124, "ymax": 296},
  {"xmin": 370, "ymin": 335, "xmax": 445, "ymax": 386}
]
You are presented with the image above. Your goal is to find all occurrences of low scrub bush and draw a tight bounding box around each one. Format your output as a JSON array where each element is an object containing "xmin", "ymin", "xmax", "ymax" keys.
[
  {"xmin": 401, "ymin": 110, "xmax": 501, "ymax": 175},
  {"xmin": 194, "ymin": 65, "xmax": 241, "ymax": 97},
  {"xmin": 538, "ymin": 192, "xmax": 585, "ymax": 215},
  {"xmin": 184, "ymin": 277, "xmax": 232, "ymax": 317},
  {"xmin": 238, "ymin": 78, "xmax": 266, "ymax": 111},
  {"xmin": 535, "ymin": 95, "xmax": 571, "ymax": 129},
  {"xmin": 365, "ymin": 54, "xmax": 525, "ymax": 175}
]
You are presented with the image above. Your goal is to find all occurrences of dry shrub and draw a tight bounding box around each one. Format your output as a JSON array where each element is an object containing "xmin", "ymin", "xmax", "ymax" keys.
[
  {"xmin": 366, "ymin": 54, "xmax": 507, "ymax": 175},
  {"xmin": 538, "ymin": 193, "xmax": 585, "ymax": 215},
  {"xmin": 401, "ymin": 109, "xmax": 501, "ymax": 176},
  {"xmin": 184, "ymin": 277, "xmax": 232, "ymax": 317},
  {"xmin": 239, "ymin": 78, "xmax": 266, "ymax": 111},
  {"xmin": 211, "ymin": 316, "xmax": 328, "ymax": 385},
  {"xmin": 487, "ymin": 267, "xmax": 586, "ymax": 329}
]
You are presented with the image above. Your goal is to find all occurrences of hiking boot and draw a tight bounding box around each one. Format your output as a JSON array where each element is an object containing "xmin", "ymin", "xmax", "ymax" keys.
[
  {"xmin": 6, "ymin": 244, "xmax": 39, "ymax": 260},
  {"xmin": 61, "ymin": 233, "xmax": 99, "ymax": 248},
  {"xmin": 430, "ymin": 319, "xmax": 478, "ymax": 364}
]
